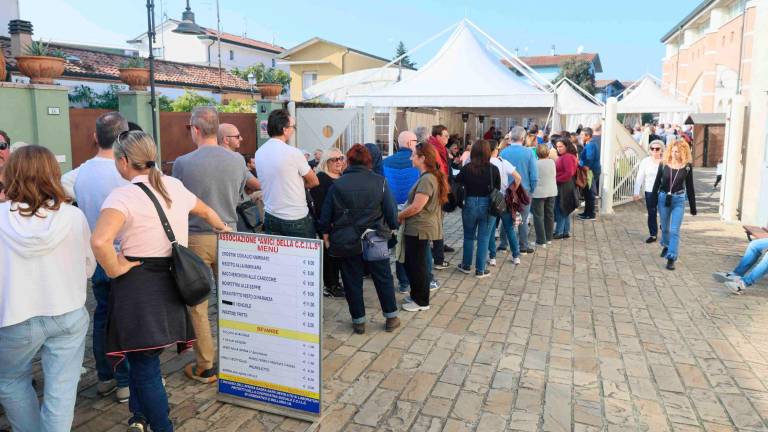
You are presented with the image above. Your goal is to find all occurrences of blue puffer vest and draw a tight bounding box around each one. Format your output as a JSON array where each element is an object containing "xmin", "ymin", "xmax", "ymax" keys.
[{"xmin": 382, "ymin": 149, "xmax": 419, "ymax": 205}]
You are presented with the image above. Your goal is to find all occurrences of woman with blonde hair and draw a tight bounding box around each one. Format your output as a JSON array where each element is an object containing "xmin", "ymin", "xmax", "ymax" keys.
[
  {"xmin": 651, "ymin": 139, "xmax": 697, "ymax": 271},
  {"xmin": 310, "ymin": 147, "xmax": 345, "ymax": 298},
  {"xmin": 91, "ymin": 131, "xmax": 229, "ymax": 431},
  {"xmin": 0, "ymin": 145, "xmax": 94, "ymax": 431}
]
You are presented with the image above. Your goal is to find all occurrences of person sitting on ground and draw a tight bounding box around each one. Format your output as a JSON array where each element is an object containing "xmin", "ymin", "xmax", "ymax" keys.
[
  {"xmin": 319, "ymin": 144, "xmax": 400, "ymax": 334},
  {"xmin": 713, "ymin": 238, "xmax": 768, "ymax": 294}
]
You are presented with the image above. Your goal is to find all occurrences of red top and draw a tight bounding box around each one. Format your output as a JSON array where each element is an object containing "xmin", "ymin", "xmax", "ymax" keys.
[
  {"xmin": 428, "ymin": 136, "xmax": 450, "ymax": 176},
  {"xmin": 555, "ymin": 153, "xmax": 578, "ymax": 184}
]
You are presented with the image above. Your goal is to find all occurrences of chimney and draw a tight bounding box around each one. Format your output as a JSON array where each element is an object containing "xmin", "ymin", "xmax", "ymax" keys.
[
  {"xmin": 9, "ymin": 19, "xmax": 33, "ymax": 58},
  {"xmin": 551, "ymin": 44, "xmax": 556, "ymax": 56},
  {"xmin": 514, "ymin": 48, "xmax": 519, "ymax": 57}
]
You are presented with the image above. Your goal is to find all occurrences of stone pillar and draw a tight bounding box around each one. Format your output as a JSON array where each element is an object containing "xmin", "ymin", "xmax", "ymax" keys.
[
  {"xmin": 0, "ymin": 82, "xmax": 72, "ymax": 170},
  {"xmin": 720, "ymin": 95, "xmax": 746, "ymax": 222},
  {"xmin": 118, "ymin": 90, "xmax": 161, "ymax": 159},
  {"xmin": 600, "ymin": 97, "xmax": 618, "ymax": 215}
]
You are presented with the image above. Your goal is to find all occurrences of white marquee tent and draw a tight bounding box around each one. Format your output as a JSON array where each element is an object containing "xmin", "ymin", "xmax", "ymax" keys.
[
  {"xmin": 617, "ymin": 76, "xmax": 695, "ymax": 125},
  {"xmin": 302, "ymin": 67, "xmax": 417, "ymax": 104},
  {"xmin": 553, "ymin": 78, "xmax": 604, "ymax": 131},
  {"xmin": 345, "ymin": 20, "xmax": 554, "ymax": 109}
]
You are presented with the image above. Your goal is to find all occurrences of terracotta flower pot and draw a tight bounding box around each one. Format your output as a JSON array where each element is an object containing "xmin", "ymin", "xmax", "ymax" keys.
[
  {"xmin": 118, "ymin": 67, "xmax": 150, "ymax": 91},
  {"xmin": 256, "ymin": 83, "xmax": 283, "ymax": 99},
  {"xmin": 14, "ymin": 55, "xmax": 65, "ymax": 84}
]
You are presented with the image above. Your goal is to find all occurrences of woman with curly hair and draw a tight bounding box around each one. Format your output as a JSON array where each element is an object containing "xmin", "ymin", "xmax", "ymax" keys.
[{"xmin": 652, "ymin": 139, "xmax": 697, "ymax": 270}]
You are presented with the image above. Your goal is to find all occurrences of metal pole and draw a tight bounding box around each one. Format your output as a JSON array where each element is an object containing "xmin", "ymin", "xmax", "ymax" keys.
[
  {"xmin": 146, "ymin": 0, "xmax": 159, "ymax": 156},
  {"xmin": 216, "ymin": 0, "xmax": 222, "ymax": 94}
]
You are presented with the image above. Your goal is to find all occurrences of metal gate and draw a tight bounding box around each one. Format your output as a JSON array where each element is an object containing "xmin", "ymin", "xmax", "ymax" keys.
[{"xmin": 611, "ymin": 148, "xmax": 642, "ymax": 206}]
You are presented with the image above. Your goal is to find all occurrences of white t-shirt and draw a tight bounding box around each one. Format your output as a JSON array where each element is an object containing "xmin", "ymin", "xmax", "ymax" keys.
[
  {"xmin": 634, "ymin": 156, "xmax": 662, "ymax": 195},
  {"xmin": 254, "ymin": 138, "xmax": 312, "ymax": 220},
  {"xmin": 490, "ymin": 157, "xmax": 516, "ymax": 190}
]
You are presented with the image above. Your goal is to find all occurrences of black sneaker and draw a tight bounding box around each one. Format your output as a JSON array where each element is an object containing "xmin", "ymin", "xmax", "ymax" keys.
[
  {"xmin": 578, "ymin": 214, "xmax": 596, "ymax": 220},
  {"xmin": 496, "ymin": 246, "xmax": 508, "ymax": 251},
  {"xmin": 660, "ymin": 247, "xmax": 668, "ymax": 258},
  {"xmin": 475, "ymin": 269, "xmax": 491, "ymax": 279},
  {"xmin": 666, "ymin": 259, "xmax": 675, "ymax": 270},
  {"xmin": 434, "ymin": 261, "xmax": 451, "ymax": 270},
  {"xmin": 323, "ymin": 284, "xmax": 345, "ymax": 298},
  {"xmin": 645, "ymin": 236, "xmax": 657, "ymax": 243},
  {"xmin": 520, "ymin": 247, "xmax": 535, "ymax": 254},
  {"xmin": 443, "ymin": 245, "xmax": 455, "ymax": 252}
]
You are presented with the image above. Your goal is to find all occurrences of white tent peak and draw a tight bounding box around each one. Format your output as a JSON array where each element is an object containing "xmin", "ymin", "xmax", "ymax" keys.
[
  {"xmin": 554, "ymin": 78, "xmax": 603, "ymax": 114},
  {"xmin": 345, "ymin": 20, "xmax": 554, "ymax": 108},
  {"xmin": 617, "ymin": 76, "xmax": 695, "ymax": 114}
]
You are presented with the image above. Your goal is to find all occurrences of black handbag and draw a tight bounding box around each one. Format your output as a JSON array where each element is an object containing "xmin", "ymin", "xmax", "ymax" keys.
[
  {"xmin": 236, "ymin": 200, "xmax": 260, "ymax": 232},
  {"xmin": 136, "ymin": 183, "xmax": 214, "ymax": 307},
  {"xmin": 488, "ymin": 164, "xmax": 506, "ymax": 216}
]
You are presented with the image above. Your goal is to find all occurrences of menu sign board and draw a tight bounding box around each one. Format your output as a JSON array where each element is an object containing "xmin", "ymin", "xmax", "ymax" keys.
[{"xmin": 217, "ymin": 232, "xmax": 322, "ymax": 420}]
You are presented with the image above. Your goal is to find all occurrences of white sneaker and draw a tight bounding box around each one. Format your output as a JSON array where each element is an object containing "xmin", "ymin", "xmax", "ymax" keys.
[
  {"xmin": 402, "ymin": 302, "xmax": 430, "ymax": 312},
  {"xmin": 712, "ymin": 272, "xmax": 739, "ymax": 283},
  {"xmin": 488, "ymin": 258, "xmax": 497, "ymax": 267},
  {"xmin": 429, "ymin": 280, "xmax": 440, "ymax": 291},
  {"xmin": 536, "ymin": 243, "xmax": 547, "ymax": 249},
  {"xmin": 116, "ymin": 386, "xmax": 130, "ymax": 403},
  {"xmin": 402, "ymin": 296, "xmax": 414, "ymax": 304},
  {"xmin": 512, "ymin": 257, "xmax": 521, "ymax": 265},
  {"xmin": 96, "ymin": 379, "xmax": 117, "ymax": 397},
  {"xmin": 547, "ymin": 241, "xmax": 552, "ymax": 245},
  {"xmin": 725, "ymin": 279, "xmax": 746, "ymax": 295}
]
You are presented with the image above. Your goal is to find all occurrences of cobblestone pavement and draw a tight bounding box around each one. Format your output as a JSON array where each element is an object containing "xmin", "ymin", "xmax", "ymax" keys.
[{"xmin": 3, "ymin": 168, "xmax": 768, "ymax": 431}]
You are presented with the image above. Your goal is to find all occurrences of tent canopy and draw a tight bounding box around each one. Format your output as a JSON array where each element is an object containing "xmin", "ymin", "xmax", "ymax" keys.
[
  {"xmin": 554, "ymin": 79, "xmax": 603, "ymax": 115},
  {"xmin": 345, "ymin": 21, "xmax": 554, "ymax": 108},
  {"xmin": 302, "ymin": 67, "xmax": 416, "ymax": 104},
  {"xmin": 617, "ymin": 76, "xmax": 694, "ymax": 114}
]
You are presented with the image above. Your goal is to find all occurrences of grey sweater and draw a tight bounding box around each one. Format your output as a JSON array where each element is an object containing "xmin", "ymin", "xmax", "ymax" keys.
[{"xmin": 532, "ymin": 158, "xmax": 558, "ymax": 198}]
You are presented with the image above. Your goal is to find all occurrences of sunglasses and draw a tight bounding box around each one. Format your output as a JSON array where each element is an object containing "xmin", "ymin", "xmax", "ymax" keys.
[
  {"xmin": 328, "ymin": 156, "xmax": 344, "ymax": 163},
  {"xmin": 226, "ymin": 134, "xmax": 242, "ymax": 139},
  {"xmin": 0, "ymin": 142, "xmax": 7, "ymax": 151},
  {"xmin": 650, "ymin": 147, "xmax": 662, "ymax": 151}
]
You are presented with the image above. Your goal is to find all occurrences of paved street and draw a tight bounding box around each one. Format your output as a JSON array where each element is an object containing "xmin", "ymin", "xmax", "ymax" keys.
[{"xmin": 3, "ymin": 168, "xmax": 768, "ymax": 431}]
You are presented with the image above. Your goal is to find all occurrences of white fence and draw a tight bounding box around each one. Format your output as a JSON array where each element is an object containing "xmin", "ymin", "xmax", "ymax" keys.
[{"xmin": 611, "ymin": 148, "xmax": 642, "ymax": 206}]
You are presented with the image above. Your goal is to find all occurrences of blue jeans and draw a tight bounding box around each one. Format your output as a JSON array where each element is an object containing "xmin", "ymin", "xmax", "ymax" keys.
[
  {"xmin": 658, "ymin": 192, "xmax": 686, "ymax": 261},
  {"xmin": 554, "ymin": 195, "xmax": 571, "ymax": 236},
  {"xmin": 0, "ymin": 307, "xmax": 89, "ymax": 432},
  {"xmin": 488, "ymin": 212, "xmax": 520, "ymax": 259},
  {"xmin": 462, "ymin": 196, "xmax": 492, "ymax": 272},
  {"xmin": 339, "ymin": 256, "xmax": 399, "ymax": 323},
  {"xmin": 733, "ymin": 238, "xmax": 768, "ymax": 286},
  {"xmin": 264, "ymin": 213, "xmax": 316, "ymax": 239},
  {"xmin": 645, "ymin": 191, "xmax": 659, "ymax": 237},
  {"xmin": 517, "ymin": 203, "xmax": 531, "ymax": 249},
  {"xmin": 92, "ymin": 265, "xmax": 129, "ymax": 387},
  {"xmin": 127, "ymin": 349, "xmax": 172, "ymax": 431}
]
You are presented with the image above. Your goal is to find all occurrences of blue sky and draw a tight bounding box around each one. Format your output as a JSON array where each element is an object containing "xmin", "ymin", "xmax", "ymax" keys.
[{"xmin": 21, "ymin": 0, "xmax": 698, "ymax": 80}]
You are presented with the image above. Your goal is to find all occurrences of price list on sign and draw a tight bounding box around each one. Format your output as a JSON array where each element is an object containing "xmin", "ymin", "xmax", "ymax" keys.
[{"xmin": 216, "ymin": 232, "xmax": 322, "ymax": 419}]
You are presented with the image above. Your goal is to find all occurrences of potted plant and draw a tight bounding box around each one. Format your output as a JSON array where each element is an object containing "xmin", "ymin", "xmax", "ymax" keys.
[
  {"xmin": 15, "ymin": 40, "xmax": 66, "ymax": 84},
  {"xmin": 118, "ymin": 57, "xmax": 150, "ymax": 91},
  {"xmin": 233, "ymin": 63, "xmax": 289, "ymax": 99}
]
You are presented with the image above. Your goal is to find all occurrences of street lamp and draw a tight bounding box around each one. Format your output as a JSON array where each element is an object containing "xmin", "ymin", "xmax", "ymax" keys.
[
  {"xmin": 172, "ymin": 0, "xmax": 206, "ymax": 35},
  {"xmin": 247, "ymin": 72, "xmax": 256, "ymax": 99}
]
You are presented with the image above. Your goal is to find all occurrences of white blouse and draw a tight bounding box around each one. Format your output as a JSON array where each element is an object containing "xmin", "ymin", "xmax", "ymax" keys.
[{"xmin": 634, "ymin": 156, "xmax": 662, "ymax": 195}]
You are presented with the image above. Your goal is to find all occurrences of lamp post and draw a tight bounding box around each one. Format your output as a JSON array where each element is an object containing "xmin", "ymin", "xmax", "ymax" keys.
[{"xmin": 247, "ymin": 72, "xmax": 256, "ymax": 99}]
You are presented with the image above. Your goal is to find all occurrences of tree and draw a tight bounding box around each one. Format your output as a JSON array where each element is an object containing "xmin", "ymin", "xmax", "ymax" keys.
[
  {"xmin": 394, "ymin": 41, "xmax": 416, "ymax": 69},
  {"xmin": 67, "ymin": 85, "xmax": 119, "ymax": 109},
  {"xmin": 553, "ymin": 58, "xmax": 596, "ymax": 95},
  {"xmin": 231, "ymin": 63, "xmax": 291, "ymax": 94},
  {"xmin": 216, "ymin": 99, "xmax": 255, "ymax": 113},
  {"xmin": 170, "ymin": 90, "xmax": 216, "ymax": 112}
]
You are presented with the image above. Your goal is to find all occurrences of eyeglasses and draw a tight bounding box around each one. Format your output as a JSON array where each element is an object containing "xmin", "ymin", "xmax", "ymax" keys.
[
  {"xmin": 328, "ymin": 156, "xmax": 344, "ymax": 163},
  {"xmin": 226, "ymin": 134, "xmax": 242, "ymax": 140},
  {"xmin": 650, "ymin": 147, "xmax": 662, "ymax": 151},
  {"xmin": 287, "ymin": 124, "xmax": 297, "ymax": 130}
]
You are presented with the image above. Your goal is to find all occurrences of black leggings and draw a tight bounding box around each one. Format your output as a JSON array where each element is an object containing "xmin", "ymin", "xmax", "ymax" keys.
[{"xmin": 404, "ymin": 235, "xmax": 430, "ymax": 307}]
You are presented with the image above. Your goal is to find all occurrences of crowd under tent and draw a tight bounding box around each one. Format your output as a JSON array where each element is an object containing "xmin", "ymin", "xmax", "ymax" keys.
[
  {"xmin": 617, "ymin": 75, "xmax": 696, "ymax": 127},
  {"xmin": 551, "ymin": 78, "xmax": 604, "ymax": 132}
]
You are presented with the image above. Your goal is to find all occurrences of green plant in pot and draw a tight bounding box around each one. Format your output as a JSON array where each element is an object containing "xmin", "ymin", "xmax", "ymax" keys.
[
  {"xmin": 118, "ymin": 56, "xmax": 150, "ymax": 91},
  {"xmin": 15, "ymin": 40, "xmax": 67, "ymax": 84},
  {"xmin": 232, "ymin": 63, "xmax": 290, "ymax": 99}
]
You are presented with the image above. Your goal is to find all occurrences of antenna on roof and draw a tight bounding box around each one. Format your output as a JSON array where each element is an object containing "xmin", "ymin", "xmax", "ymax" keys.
[
  {"xmin": 243, "ymin": 17, "xmax": 247, "ymax": 38},
  {"xmin": 576, "ymin": 45, "xmax": 584, "ymax": 54}
]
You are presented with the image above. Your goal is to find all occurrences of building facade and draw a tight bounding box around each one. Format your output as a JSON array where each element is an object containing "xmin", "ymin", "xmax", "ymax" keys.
[
  {"xmin": 660, "ymin": 0, "xmax": 758, "ymax": 113},
  {"xmin": 516, "ymin": 53, "xmax": 602, "ymax": 82},
  {"xmin": 128, "ymin": 19, "xmax": 285, "ymax": 73},
  {"xmin": 277, "ymin": 38, "xmax": 391, "ymax": 101}
]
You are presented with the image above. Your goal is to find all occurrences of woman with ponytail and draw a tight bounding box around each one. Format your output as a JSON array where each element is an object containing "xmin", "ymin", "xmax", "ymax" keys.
[
  {"xmin": 91, "ymin": 131, "xmax": 229, "ymax": 432},
  {"xmin": 397, "ymin": 141, "xmax": 448, "ymax": 313}
]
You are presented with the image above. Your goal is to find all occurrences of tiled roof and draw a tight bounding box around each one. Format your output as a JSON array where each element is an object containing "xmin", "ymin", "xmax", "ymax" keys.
[
  {"xmin": 201, "ymin": 28, "xmax": 284, "ymax": 54},
  {"xmin": 503, "ymin": 53, "xmax": 602, "ymax": 73},
  {"xmin": 1, "ymin": 37, "xmax": 252, "ymax": 92},
  {"xmin": 595, "ymin": 79, "xmax": 621, "ymax": 89}
]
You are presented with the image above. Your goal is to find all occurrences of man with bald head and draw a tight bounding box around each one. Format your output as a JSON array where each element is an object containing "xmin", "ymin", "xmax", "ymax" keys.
[{"xmin": 218, "ymin": 123, "xmax": 243, "ymax": 152}]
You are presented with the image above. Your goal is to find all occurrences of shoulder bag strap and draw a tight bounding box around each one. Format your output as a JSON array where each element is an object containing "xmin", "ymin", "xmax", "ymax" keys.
[{"xmin": 135, "ymin": 182, "xmax": 177, "ymax": 244}]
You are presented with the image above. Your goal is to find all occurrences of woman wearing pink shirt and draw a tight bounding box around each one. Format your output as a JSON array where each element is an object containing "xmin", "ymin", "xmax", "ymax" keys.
[
  {"xmin": 91, "ymin": 131, "xmax": 229, "ymax": 432},
  {"xmin": 553, "ymin": 138, "xmax": 579, "ymax": 239}
]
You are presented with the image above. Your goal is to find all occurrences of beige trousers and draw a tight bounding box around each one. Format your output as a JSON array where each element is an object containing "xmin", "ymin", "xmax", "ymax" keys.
[{"xmin": 188, "ymin": 233, "xmax": 218, "ymax": 370}]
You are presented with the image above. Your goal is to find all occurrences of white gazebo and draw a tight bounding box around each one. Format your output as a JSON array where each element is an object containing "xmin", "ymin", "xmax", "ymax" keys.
[
  {"xmin": 617, "ymin": 75, "xmax": 696, "ymax": 126},
  {"xmin": 552, "ymin": 78, "xmax": 603, "ymax": 132}
]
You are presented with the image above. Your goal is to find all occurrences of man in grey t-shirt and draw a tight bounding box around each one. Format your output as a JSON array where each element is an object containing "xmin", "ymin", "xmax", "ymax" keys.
[{"xmin": 172, "ymin": 106, "xmax": 259, "ymax": 384}]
